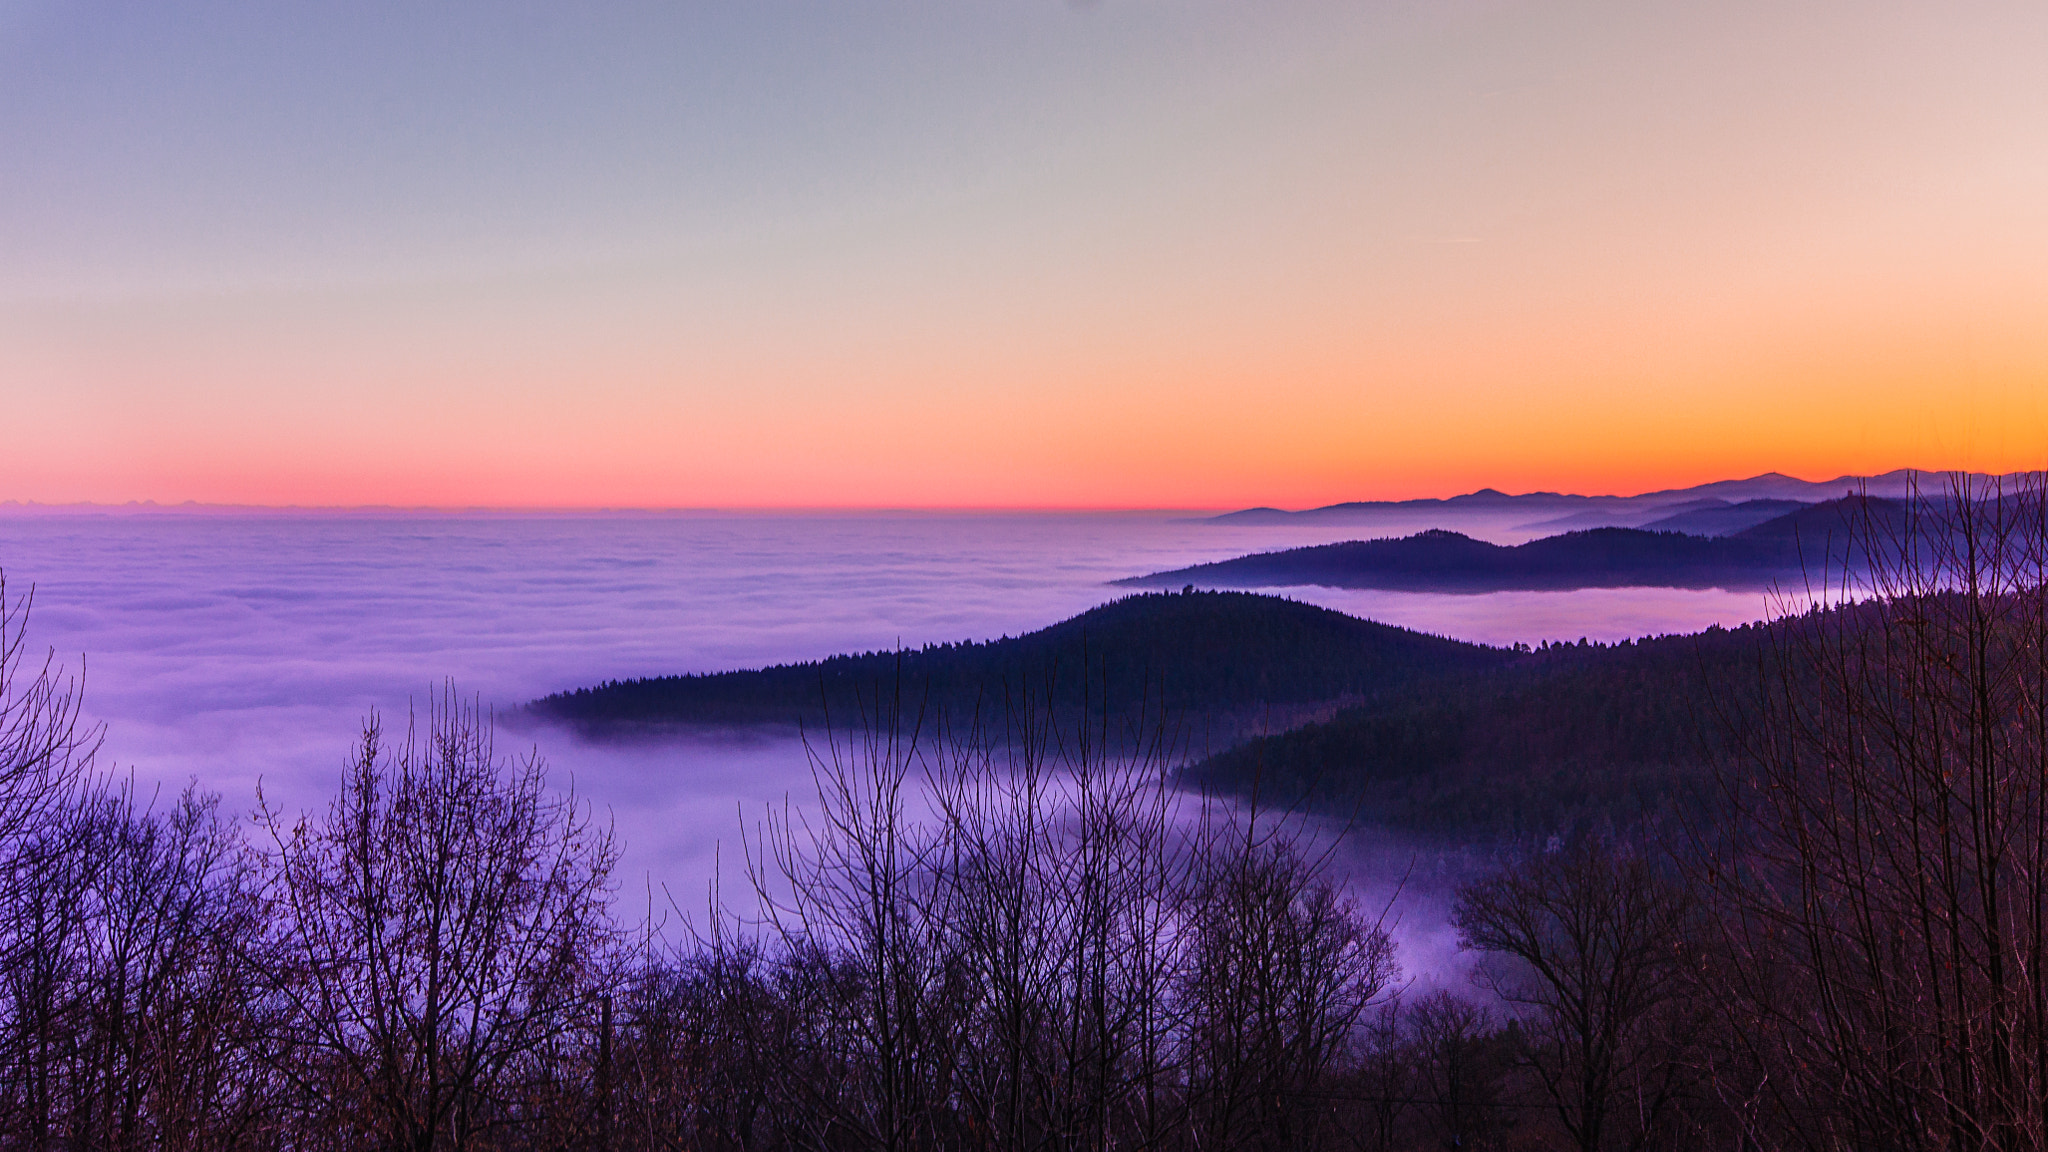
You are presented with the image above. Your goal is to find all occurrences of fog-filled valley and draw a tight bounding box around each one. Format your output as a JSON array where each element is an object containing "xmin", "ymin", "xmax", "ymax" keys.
[
  {"xmin": 3, "ymin": 475, "xmax": 2047, "ymax": 1149},
  {"xmin": 0, "ymin": 508, "xmax": 1770, "ymax": 906}
]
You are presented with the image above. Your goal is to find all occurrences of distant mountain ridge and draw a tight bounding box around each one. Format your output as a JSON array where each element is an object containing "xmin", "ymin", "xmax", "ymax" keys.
[
  {"xmin": 1209, "ymin": 469, "xmax": 2036, "ymax": 527},
  {"xmin": 1124, "ymin": 496, "xmax": 1906, "ymax": 594},
  {"xmin": 1637, "ymin": 499, "xmax": 1807, "ymax": 536}
]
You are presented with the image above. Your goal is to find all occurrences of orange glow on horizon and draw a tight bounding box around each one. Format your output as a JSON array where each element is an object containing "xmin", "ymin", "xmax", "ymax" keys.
[{"xmin": 3, "ymin": 2, "xmax": 2044, "ymax": 511}]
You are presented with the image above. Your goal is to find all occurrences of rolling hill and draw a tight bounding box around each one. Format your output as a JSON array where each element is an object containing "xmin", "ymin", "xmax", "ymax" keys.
[{"xmin": 528, "ymin": 590, "xmax": 1512, "ymax": 738}]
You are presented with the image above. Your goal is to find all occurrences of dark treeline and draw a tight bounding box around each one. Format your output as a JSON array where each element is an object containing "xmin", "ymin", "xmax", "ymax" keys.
[
  {"xmin": 528, "ymin": 591, "xmax": 1508, "ymax": 739},
  {"xmin": 1186, "ymin": 623, "xmax": 1766, "ymax": 837},
  {"xmin": 1, "ymin": 475, "xmax": 2046, "ymax": 1150}
]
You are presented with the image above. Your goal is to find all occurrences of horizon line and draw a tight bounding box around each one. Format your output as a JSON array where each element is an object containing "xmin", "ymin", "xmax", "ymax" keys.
[{"xmin": 3, "ymin": 466, "xmax": 2034, "ymax": 518}]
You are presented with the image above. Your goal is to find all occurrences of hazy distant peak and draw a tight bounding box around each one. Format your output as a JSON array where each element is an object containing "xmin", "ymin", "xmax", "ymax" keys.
[{"xmin": 1208, "ymin": 469, "xmax": 2039, "ymax": 526}]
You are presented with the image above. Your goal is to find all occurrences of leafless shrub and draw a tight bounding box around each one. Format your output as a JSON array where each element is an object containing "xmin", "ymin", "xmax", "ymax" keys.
[
  {"xmin": 0, "ymin": 784, "xmax": 101, "ymax": 1143},
  {"xmin": 612, "ymin": 934, "xmax": 792, "ymax": 1151},
  {"xmin": 0, "ymin": 578, "xmax": 268, "ymax": 1149},
  {"xmin": 73, "ymin": 783, "xmax": 269, "ymax": 1150}
]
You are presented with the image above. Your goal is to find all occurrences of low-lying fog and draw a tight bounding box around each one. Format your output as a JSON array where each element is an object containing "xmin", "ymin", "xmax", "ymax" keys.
[{"xmin": 0, "ymin": 510, "xmax": 1774, "ymax": 982}]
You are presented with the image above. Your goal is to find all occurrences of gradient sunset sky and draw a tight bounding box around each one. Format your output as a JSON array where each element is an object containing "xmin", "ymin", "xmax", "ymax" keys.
[{"xmin": 3, "ymin": 1, "xmax": 2044, "ymax": 509}]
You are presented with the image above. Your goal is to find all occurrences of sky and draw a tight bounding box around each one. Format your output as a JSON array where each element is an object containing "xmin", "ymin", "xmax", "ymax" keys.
[{"xmin": 2, "ymin": 0, "xmax": 2045, "ymax": 509}]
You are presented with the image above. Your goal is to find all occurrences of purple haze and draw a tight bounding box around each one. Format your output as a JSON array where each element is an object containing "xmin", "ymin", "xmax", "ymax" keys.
[{"xmin": 0, "ymin": 511, "xmax": 1775, "ymax": 977}]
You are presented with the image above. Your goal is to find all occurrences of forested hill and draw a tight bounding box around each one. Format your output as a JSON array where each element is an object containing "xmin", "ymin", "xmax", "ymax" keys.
[
  {"xmin": 1184, "ymin": 623, "xmax": 1775, "ymax": 836},
  {"xmin": 1120, "ymin": 496, "xmax": 1903, "ymax": 593},
  {"xmin": 529, "ymin": 591, "xmax": 1512, "ymax": 735}
]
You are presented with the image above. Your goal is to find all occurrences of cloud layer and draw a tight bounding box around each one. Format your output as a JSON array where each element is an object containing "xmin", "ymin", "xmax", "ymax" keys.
[{"xmin": 0, "ymin": 511, "xmax": 1768, "ymax": 949}]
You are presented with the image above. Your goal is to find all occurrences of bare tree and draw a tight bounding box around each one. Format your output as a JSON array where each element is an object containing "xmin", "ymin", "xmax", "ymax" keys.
[
  {"xmin": 0, "ymin": 786, "xmax": 100, "ymax": 1147},
  {"xmin": 1454, "ymin": 838, "xmax": 1701, "ymax": 1152},
  {"xmin": 1180, "ymin": 807, "xmax": 1397, "ymax": 1152},
  {"xmin": 1347, "ymin": 998, "xmax": 1413, "ymax": 1152},
  {"xmin": 1406, "ymin": 990, "xmax": 1503, "ymax": 1152},
  {"xmin": 79, "ymin": 783, "xmax": 269, "ymax": 1151},
  {"xmin": 743, "ymin": 686, "xmax": 964, "ymax": 1152},
  {"xmin": 0, "ymin": 573, "xmax": 99, "ymax": 842},
  {"xmin": 0, "ymin": 572, "xmax": 108, "ymax": 1149},
  {"xmin": 719, "ymin": 669, "xmax": 1404, "ymax": 1152},
  {"xmin": 612, "ymin": 932, "xmax": 794, "ymax": 1152},
  {"xmin": 927, "ymin": 681, "xmax": 1189, "ymax": 1152},
  {"xmin": 1706, "ymin": 473, "xmax": 2048, "ymax": 1150},
  {"xmin": 252, "ymin": 691, "xmax": 620, "ymax": 1152}
]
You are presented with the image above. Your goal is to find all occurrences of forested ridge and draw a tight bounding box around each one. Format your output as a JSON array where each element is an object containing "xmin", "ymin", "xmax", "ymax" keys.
[
  {"xmin": 536, "ymin": 588, "xmax": 1769, "ymax": 840},
  {"xmin": 529, "ymin": 590, "xmax": 1511, "ymax": 735}
]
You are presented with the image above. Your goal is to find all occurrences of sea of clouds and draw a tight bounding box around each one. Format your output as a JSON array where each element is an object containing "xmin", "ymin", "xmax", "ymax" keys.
[{"xmin": 0, "ymin": 510, "xmax": 1773, "ymax": 978}]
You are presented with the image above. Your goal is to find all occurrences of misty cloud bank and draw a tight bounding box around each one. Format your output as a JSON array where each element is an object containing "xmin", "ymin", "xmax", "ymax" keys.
[{"xmin": 0, "ymin": 512, "xmax": 1767, "ymax": 930}]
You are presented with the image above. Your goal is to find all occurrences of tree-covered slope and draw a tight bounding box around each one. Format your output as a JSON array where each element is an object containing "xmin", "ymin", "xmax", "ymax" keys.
[
  {"xmin": 529, "ymin": 591, "xmax": 1512, "ymax": 734},
  {"xmin": 1184, "ymin": 624, "xmax": 1774, "ymax": 836}
]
